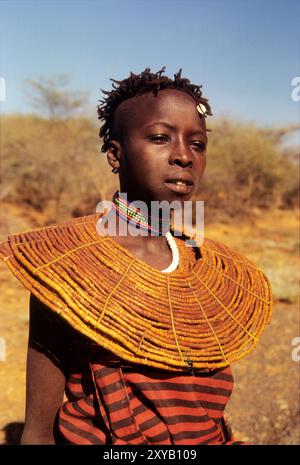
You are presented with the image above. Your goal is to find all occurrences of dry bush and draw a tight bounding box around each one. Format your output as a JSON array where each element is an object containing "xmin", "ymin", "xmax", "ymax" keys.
[
  {"xmin": 198, "ymin": 118, "xmax": 298, "ymax": 220},
  {"xmin": 1, "ymin": 114, "xmax": 118, "ymax": 222}
]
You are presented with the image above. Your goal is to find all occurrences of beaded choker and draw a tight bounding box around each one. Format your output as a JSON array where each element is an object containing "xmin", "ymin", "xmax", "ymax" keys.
[
  {"xmin": 112, "ymin": 191, "xmax": 171, "ymax": 236},
  {"xmin": 110, "ymin": 191, "xmax": 179, "ymax": 273}
]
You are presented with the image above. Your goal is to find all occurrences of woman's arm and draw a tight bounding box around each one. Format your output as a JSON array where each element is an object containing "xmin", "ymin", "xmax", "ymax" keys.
[
  {"xmin": 21, "ymin": 347, "xmax": 66, "ymax": 444},
  {"xmin": 21, "ymin": 295, "xmax": 67, "ymax": 444}
]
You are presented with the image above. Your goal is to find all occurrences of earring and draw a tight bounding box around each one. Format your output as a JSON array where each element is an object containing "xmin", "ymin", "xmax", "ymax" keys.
[{"xmin": 111, "ymin": 167, "xmax": 119, "ymax": 174}]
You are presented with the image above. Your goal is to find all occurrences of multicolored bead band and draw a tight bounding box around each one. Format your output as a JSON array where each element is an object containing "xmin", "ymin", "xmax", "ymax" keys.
[{"xmin": 112, "ymin": 191, "xmax": 171, "ymax": 235}]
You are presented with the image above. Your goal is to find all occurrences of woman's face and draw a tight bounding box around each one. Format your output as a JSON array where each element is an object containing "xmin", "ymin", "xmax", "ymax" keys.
[{"xmin": 108, "ymin": 89, "xmax": 208, "ymax": 204}]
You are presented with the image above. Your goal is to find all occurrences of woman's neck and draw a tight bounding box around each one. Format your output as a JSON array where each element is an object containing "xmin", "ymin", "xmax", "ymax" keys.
[{"xmin": 113, "ymin": 215, "xmax": 171, "ymax": 255}]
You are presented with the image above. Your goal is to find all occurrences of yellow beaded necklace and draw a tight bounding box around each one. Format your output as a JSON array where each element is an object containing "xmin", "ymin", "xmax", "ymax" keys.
[{"xmin": 0, "ymin": 213, "xmax": 273, "ymax": 372}]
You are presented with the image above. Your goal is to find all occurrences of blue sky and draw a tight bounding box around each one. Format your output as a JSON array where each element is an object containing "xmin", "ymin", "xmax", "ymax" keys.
[{"xmin": 0, "ymin": 0, "xmax": 299, "ymax": 130}]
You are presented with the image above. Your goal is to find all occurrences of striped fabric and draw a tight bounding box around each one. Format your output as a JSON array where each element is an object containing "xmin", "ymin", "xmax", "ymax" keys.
[{"xmin": 56, "ymin": 351, "xmax": 242, "ymax": 445}]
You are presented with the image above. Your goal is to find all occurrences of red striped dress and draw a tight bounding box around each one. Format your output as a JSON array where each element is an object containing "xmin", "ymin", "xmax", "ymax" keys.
[
  {"xmin": 57, "ymin": 350, "xmax": 239, "ymax": 445},
  {"xmin": 30, "ymin": 295, "xmax": 242, "ymax": 445}
]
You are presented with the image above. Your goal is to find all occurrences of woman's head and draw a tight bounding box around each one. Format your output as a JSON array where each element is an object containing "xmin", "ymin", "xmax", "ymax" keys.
[{"xmin": 97, "ymin": 67, "xmax": 212, "ymax": 203}]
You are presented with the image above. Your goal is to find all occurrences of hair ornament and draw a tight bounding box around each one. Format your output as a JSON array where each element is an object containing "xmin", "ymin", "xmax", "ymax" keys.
[{"xmin": 197, "ymin": 103, "xmax": 207, "ymax": 116}]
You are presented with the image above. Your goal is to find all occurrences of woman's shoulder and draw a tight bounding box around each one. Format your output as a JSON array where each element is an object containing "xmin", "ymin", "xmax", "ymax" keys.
[{"xmin": 29, "ymin": 292, "xmax": 102, "ymax": 372}]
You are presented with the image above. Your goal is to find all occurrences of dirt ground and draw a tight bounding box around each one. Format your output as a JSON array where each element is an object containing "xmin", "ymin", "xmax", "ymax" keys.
[{"xmin": 0, "ymin": 205, "xmax": 299, "ymax": 444}]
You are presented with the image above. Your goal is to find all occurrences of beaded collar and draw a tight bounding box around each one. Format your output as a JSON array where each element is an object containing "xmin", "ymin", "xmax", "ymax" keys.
[
  {"xmin": 112, "ymin": 190, "xmax": 171, "ymax": 236},
  {"xmin": 0, "ymin": 213, "xmax": 273, "ymax": 372}
]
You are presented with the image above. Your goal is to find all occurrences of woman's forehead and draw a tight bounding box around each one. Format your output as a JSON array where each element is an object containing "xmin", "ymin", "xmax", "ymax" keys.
[{"xmin": 115, "ymin": 89, "xmax": 206, "ymax": 133}]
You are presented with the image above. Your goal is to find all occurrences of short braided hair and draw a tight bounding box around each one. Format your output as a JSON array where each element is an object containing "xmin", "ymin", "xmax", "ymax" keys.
[{"xmin": 97, "ymin": 67, "xmax": 212, "ymax": 153}]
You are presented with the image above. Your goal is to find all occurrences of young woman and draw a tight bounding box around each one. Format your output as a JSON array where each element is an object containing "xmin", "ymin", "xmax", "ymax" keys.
[{"xmin": 0, "ymin": 68, "xmax": 272, "ymax": 445}]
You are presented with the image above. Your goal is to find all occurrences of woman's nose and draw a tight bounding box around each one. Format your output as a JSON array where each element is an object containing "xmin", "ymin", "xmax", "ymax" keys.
[{"xmin": 169, "ymin": 144, "xmax": 193, "ymax": 168}]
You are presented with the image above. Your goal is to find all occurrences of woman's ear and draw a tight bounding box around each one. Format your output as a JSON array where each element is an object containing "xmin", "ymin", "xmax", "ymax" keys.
[{"xmin": 107, "ymin": 140, "xmax": 122, "ymax": 173}]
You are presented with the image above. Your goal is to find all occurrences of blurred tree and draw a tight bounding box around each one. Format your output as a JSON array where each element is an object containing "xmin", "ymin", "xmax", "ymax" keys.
[
  {"xmin": 5, "ymin": 75, "xmax": 116, "ymax": 222},
  {"xmin": 24, "ymin": 74, "xmax": 89, "ymax": 119},
  {"xmin": 260, "ymin": 124, "xmax": 300, "ymax": 145}
]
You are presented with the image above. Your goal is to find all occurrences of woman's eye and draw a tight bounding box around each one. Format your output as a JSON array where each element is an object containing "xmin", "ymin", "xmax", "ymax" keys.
[
  {"xmin": 149, "ymin": 134, "xmax": 169, "ymax": 143},
  {"xmin": 192, "ymin": 141, "xmax": 206, "ymax": 151}
]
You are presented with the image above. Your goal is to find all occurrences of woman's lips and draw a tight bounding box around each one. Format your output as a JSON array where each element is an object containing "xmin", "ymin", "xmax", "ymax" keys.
[{"xmin": 164, "ymin": 180, "xmax": 193, "ymax": 194}]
